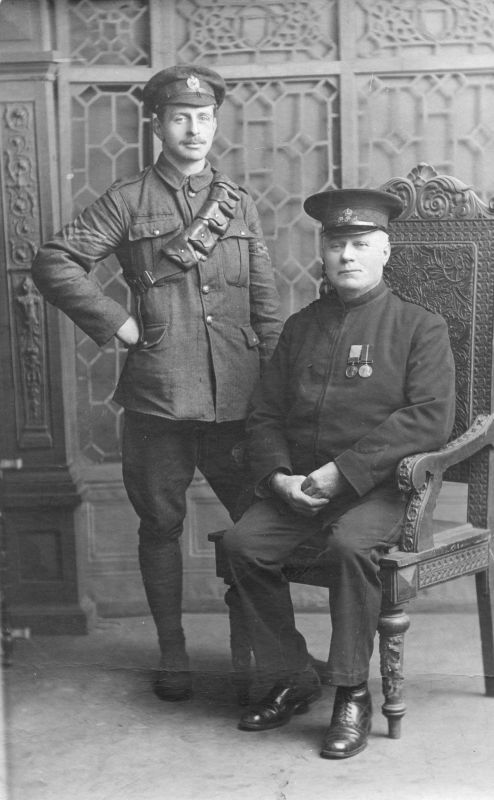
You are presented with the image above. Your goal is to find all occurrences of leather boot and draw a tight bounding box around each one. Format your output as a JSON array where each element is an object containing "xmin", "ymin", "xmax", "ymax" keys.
[
  {"xmin": 153, "ymin": 668, "xmax": 192, "ymax": 702},
  {"xmin": 238, "ymin": 666, "xmax": 321, "ymax": 731},
  {"xmin": 320, "ymin": 683, "xmax": 372, "ymax": 759}
]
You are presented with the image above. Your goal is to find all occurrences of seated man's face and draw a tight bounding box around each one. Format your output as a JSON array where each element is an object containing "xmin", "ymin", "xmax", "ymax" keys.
[{"xmin": 321, "ymin": 229, "xmax": 390, "ymax": 301}]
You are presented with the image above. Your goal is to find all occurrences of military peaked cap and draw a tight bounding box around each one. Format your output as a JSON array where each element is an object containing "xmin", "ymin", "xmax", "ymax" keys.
[
  {"xmin": 142, "ymin": 64, "xmax": 226, "ymax": 115},
  {"xmin": 304, "ymin": 189, "xmax": 403, "ymax": 235}
]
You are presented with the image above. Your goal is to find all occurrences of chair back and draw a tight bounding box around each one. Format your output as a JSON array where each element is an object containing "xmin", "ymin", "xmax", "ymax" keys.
[{"xmin": 381, "ymin": 163, "xmax": 494, "ymax": 530}]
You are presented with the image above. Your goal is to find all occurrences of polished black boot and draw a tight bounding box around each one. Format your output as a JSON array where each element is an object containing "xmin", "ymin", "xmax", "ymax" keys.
[
  {"xmin": 238, "ymin": 667, "xmax": 321, "ymax": 731},
  {"xmin": 320, "ymin": 683, "xmax": 372, "ymax": 759}
]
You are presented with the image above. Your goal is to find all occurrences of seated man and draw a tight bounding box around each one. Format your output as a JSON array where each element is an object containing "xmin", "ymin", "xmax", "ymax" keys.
[{"xmin": 223, "ymin": 188, "xmax": 456, "ymax": 759}]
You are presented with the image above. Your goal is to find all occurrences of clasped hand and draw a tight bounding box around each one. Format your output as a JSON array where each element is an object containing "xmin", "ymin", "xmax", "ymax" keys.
[{"xmin": 271, "ymin": 462, "xmax": 345, "ymax": 517}]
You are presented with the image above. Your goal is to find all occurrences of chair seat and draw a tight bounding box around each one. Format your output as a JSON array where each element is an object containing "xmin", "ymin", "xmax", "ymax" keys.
[{"xmin": 209, "ymin": 523, "xmax": 491, "ymax": 599}]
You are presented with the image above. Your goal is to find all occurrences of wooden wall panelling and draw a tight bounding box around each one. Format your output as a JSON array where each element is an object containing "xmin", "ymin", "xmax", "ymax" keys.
[{"xmin": 0, "ymin": 47, "xmax": 96, "ymax": 632}]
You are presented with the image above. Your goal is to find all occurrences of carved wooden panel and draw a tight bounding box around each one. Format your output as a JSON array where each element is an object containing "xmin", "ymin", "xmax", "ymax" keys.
[
  {"xmin": 1, "ymin": 101, "xmax": 52, "ymax": 449},
  {"xmin": 382, "ymin": 164, "xmax": 494, "ymax": 527},
  {"xmin": 356, "ymin": 0, "xmax": 494, "ymax": 58},
  {"xmin": 68, "ymin": 0, "xmax": 150, "ymax": 65},
  {"xmin": 18, "ymin": 529, "xmax": 63, "ymax": 582},
  {"xmin": 0, "ymin": 0, "xmax": 49, "ymax": 51},
  {"xmin": 175, "ymin": 0, "xmax": 338, "ymax": 65},
  {"xmin": 418, "ymin": 542, "xmax": 490, "ymax": 588}
]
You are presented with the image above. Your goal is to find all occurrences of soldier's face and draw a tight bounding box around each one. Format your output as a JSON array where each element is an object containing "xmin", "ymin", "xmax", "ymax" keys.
[
  {"xmin": 321, "ymin": 229, "xmax": 390, "ymax": 300},
  {"xmin": 153, "ymin": 104, "xmax": 217, "ymax": 169}
]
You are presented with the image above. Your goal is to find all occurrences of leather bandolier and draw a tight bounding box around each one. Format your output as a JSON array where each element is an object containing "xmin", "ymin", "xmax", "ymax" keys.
[{"xmin": 128, "ymin": 174, "xmax": 242, "ymax": 294}]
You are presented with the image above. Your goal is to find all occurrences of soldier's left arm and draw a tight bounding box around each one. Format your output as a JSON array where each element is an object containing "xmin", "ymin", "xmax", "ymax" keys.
[
  {"xmin": 333, "ymin": 313, "xmax": 456, "ymax": 498},
  {"xmin": 242, "ymin": 194, "xmax": 283, "ymax": 369}
]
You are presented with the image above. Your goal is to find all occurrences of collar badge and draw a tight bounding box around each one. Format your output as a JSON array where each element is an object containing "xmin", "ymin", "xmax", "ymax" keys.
[{"xmin": 186, "ymin": 75, "xmax": 201, "ymax": 91}]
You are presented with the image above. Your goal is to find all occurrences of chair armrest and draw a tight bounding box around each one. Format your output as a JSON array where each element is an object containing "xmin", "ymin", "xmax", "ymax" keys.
[{"xmin": 397, "ymin": 413, "xmax": 494, "ymax": 493}]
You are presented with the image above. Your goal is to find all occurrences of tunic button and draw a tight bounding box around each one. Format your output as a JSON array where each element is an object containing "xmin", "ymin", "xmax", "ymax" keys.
[
  {"xmin": 206, "ymin": 315, "xmax": 213, "ymax": 324},
  {"xmin": 202, "ymin": 285, "xmax": 210, "ymax": 294},
  {"xmin": 189, "ymin": 190, "xmax": 196, "ymax": 197},
  {"xmin": 153, "ymin": 229, "xmax": 160, "ymax": 236}
]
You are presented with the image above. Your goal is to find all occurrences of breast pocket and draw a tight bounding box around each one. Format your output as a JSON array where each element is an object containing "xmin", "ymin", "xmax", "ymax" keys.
[
  {"xmin": 128, "ymin": 215, "xmax": 184, "ymax": 282},
  {"xmin": 219, "ymin": 219, "xmax": 253, "ymax": 287}
]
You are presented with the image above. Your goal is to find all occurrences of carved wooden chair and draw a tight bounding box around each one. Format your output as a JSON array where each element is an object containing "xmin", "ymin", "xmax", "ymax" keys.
[{"xmin": 209, "ymin": 163, "xmax": 494, "ymax": 739}]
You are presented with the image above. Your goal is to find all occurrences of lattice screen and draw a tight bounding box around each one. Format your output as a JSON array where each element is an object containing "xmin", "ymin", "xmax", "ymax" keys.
[
  {"xmin": 62, "ymin": 0, "xmax": 494, "ymax": 462},
  {"xmin": 68, "ymin": 0, "xmax": 150, "ymax": 65},
  {"xmin": 175, "ymin": 0, "xmax": 338, "ymax": 64}
]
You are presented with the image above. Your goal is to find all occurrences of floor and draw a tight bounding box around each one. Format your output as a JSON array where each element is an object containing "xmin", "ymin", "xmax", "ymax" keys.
[{"xmin": 2, "ymin": 607, "xmax": 493, "ymax": 800}]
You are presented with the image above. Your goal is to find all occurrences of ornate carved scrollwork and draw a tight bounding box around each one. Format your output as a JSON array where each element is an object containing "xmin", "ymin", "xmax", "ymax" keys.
[
  {"xmin": 2, "ymin": 101, "xmax": 51, "ymax": 448},
  {"xmin": 379, "ymin": 633, "xmax": 405, "ymax": 696},
  {"xmin": 14, "ymin": 276, "xmax": 44, "ymax": 425},
  {"xmin": 382, "ymin": 162, "xmax": 494, "ymax": 221}
]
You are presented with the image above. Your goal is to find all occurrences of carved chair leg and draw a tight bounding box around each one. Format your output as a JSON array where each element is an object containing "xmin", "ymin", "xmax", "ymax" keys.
[
  {"xmin": 475, "ymin": 564, "xmax": 494, "ymax": 697},
  {"xmin": 377, "ymin": 602, "xmax": 410, "ymax": 739},
  {"xmin": 225, "ymin": 583, "xmax": 252, "ymax": 706}
]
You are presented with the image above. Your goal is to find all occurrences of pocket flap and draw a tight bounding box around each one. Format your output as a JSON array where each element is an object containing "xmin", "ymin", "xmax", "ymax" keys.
[
  {"xmin": 129, "ymin": 216, "xmax": 180, "ymax": 242},
  {"xmin": 241, "ymin": 325, "xmax": 260, "ymax": 348},
  {"xmin": 135, "ymin": 323, "xmax": 168, "ymax": 349},
  {"xmin": 221, "ymin": 219, "xmax": 254, "ymax": 241}
]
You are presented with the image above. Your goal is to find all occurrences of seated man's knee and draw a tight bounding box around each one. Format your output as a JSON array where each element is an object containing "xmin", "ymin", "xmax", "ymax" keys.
[
  {"xmin": 324, "ymin": 533, "xmax": 363, "ymax": 564},
  {"xmin": 222, "ymin": 526, "xmax": 249, "ymax": 561}
]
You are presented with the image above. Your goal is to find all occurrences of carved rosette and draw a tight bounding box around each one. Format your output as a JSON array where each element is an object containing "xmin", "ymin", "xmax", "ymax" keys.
[{"xmin": 2, "ymin": 102, "xmax": 51, "ymax": 448}]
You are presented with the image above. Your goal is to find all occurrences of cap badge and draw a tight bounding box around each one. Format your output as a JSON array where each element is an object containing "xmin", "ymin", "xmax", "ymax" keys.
[
  {"xmin": 186, "ymin": 75, "xmax": 201, "ymax": 91},
  {"xmin": 337, "ymin": 208, "xmax": 358, "ymax": 224}
]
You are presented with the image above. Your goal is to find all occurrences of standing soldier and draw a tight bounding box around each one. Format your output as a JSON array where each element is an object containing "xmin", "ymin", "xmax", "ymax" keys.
[{"xmin": 32, "ymin": 65, "xmax": 283, "ymax": 702}]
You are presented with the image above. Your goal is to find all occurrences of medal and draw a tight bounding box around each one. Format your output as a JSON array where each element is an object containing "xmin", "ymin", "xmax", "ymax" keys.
[
  {"xmin": 345, "ymin": 345, "xmax": 362, "ymax": 379},
  {"xmin": 358, "ymin": 363, "xmax": 373, "ymax": 378},
  {"xmin": 358, "ymin": 344, "xmax": 373, "ymax": 378}
]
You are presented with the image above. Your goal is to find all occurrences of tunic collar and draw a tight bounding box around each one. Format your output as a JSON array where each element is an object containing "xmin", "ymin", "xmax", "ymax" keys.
[
  {"xmin": 154, "ymin": 152, "xmax": 214, "ymax": 192},
  {"xmin": 323, "ymin": 279, "xmax": 389, "ymax": 310}
]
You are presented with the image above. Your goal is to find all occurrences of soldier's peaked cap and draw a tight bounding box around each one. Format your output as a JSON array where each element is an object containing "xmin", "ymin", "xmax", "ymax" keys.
[
  {"xmin": 304, "ymin": 189, "xmax": 403, "ymax": 235},
  {"xmin": 142, "ymin": 65, "xmax": 226, "ymax": 115}
]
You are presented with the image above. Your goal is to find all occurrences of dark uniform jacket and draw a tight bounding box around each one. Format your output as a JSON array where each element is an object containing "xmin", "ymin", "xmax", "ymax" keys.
[
  {"xmin": 248, "ymin": 281, "xmax": 456, "ymax": 497},
  {"xmin": 31, "ymin": 154, "xmax": 283, "ymax": 422}
]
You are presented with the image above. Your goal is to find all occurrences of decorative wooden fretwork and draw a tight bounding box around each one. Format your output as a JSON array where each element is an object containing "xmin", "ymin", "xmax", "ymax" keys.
[
  {"xmin": 358, "ymin": 72, "xmax": 494, "ymax": 203},
  {"xmin": 68, "ymin": 0, "xmax": 150, "ymax": 65},
  {"xmin": 70, "ymin": 84, "xmax": 151, "ymax": 462},
  {"xmin": 212, "ymin": 75, "xmax": 340, "ymax": 312},
  {"xmin": 58, "ymin": 2, "xmax": 494, "ymax": 468},
  {"xmin": 356, "ymin": 0, "xmax": 494, "ymax": 58},
  {"xmin": 175, "ymin": 0, "xmax": 337, "ymax": 64}
]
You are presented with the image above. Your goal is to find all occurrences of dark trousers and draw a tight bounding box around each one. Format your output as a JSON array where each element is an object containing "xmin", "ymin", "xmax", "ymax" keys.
[
  {"xmin": 223, "ymin": 486, "xmax": 407, "ymax": 686},
  {"xmin": 122, "ymin": 410, "xmax": 251, "ymax": 669}
]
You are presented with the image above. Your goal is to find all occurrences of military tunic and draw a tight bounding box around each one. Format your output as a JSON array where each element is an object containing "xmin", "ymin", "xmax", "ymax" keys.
[{"xmin": 32, "ymin": 154, "xmax": 282, "ymax": 422}]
